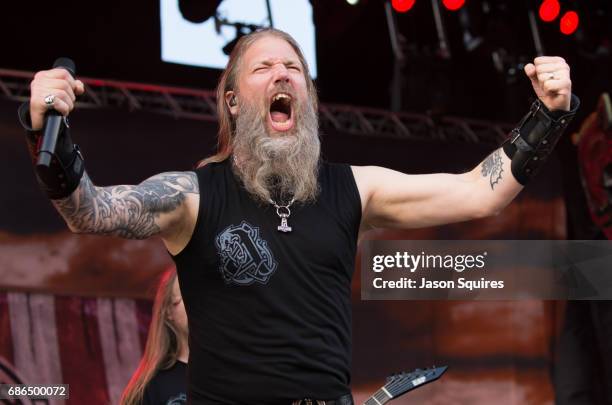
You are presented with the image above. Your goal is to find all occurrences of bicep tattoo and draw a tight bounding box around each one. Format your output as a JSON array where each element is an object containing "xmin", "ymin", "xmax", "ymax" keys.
[
  {"xmin": 481, "ymin": 149, "xmax": 504, "ymax": 190},
  {"xmin": 53, "ymin": 171, "xmax": 199, "ymax": 239}
]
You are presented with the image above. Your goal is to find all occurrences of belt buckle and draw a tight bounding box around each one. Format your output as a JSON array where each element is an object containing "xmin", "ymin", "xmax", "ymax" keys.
[{"xmin": 297, "ymin": 399, "xmax": 326, "ymax": 405}]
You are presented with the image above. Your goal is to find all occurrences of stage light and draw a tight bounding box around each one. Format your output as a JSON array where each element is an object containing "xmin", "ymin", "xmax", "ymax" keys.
[
  {"xmin": 178, "ymin": 0, "xmax": 222, "ymax": 23},
  {"xmin": 560, "ymin": 11, "xmax": 579, "ymax": 35},
  {"xmin": 220, "ymin": 23, "xmax": 260, "ymax": 55},
  {"xmin": 346, "ymin": 0, "xmax": 360, "ymax": 5},
  {"xmin": 539, "ymin": 0, "xmax": 560, "ymax": 22},
  {"xmin": 442, "ymin": 0, "xmax": 465, "ymax": 12},
  {"xmin": 392, "ymin": 0, "xmax": 416, "ymax": 13}
]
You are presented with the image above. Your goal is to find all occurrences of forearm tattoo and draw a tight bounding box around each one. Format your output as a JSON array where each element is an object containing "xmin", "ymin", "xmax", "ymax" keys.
[
  {"xmin": 481, "ymin": 149, "xmax": 504, "ymax": 190},
  {"xmin": 53, "ymin": 171, "xmax": 199, "ymax": 239}
]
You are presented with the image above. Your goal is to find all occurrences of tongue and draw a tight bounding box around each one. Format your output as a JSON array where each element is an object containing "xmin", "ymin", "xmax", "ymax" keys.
[{"xmin": 271, "ymin": 111, "xmax": 289, "ymax": 122}]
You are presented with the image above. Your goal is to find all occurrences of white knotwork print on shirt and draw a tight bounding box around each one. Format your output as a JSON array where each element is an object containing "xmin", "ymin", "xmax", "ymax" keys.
[
  {"xmin": 166, "ymin": 392, "xmax": 187, "ymax": 404},
  {"xmin": 215, "ymin": 221, "xmax": 278, "ymax": 286}
]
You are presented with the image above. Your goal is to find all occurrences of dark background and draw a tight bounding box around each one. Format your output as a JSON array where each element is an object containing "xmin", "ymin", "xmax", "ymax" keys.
[{"xmin": 2, "ymin": 0, "xmax": 610, "ymax": 119}]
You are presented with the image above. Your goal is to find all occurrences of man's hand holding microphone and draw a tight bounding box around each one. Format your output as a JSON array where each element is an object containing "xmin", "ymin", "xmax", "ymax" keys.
[
  {"xmin": 29, "ymin": 64, "xmax": 85, "ymax": 130},
  {"xmin": 20, "ymin": 58, "xmax": 87, "ymax": 199}
]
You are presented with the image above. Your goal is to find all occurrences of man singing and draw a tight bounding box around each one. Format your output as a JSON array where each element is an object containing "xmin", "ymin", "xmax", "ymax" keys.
[{"xmin": 19, "ymin": 29, "xmax": 578, "ymax": 404}]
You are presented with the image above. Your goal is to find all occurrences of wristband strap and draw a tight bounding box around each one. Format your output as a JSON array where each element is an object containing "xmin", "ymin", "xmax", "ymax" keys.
[
  {"xmin": 18, "ymin": 103, "xmax": 85, "ymax": 199},
  {"xmin": 502, "ymin": 94, "xmax": 580, "ymax": 185}
]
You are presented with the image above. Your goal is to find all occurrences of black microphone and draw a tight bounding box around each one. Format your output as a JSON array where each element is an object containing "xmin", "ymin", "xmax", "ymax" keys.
[{"xmin": 36, "ymin": 57, "xmax": 76, "ymax": 169}]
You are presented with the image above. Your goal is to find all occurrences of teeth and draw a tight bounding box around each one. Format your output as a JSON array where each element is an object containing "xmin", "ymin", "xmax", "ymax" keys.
[{"xmin": 272, "ymin": 93, "xmax": 291, "ymax": 102}]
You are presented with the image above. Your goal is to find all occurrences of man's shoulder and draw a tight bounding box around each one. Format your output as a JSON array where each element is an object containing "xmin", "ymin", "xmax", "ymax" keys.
[
  {"xmin": 147, "ymin": 171, "xmax": 200, "ymax": 195},
  {"xmin": 319, "ymin": 160, "xmax": 353, "ymax": 173},
  {"xmin": 319, "ymin": 160, "xmax": 355, "ymax": 179},
  {"xmin": 193, "ymin": 158, "xmax": 230, "ymax": 172}
]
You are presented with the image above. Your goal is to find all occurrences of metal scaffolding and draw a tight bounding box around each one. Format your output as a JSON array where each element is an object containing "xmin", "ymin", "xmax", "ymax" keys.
[{"xmin": 0, "ymin": 68, "xmax": 512, "ymax": 143}]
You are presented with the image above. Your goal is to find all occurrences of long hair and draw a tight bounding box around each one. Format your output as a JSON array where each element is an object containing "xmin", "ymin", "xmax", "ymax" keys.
[
  {"xmin": 197, "ymin": 28, "xmax": 319, "ymax": 168},
  {"xmin": 120, "ymin": 268, "xmax": 183, "ymax": 405}
]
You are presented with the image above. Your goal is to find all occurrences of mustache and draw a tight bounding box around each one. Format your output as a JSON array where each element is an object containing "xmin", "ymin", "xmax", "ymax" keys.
[{"xmin": 267, "ymin": 82, "xmax": 296, "ymax": 99}]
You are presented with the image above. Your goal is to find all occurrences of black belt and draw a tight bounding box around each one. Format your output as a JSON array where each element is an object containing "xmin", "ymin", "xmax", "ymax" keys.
[{"xmin": 291, "ymin": 394, "xmax": 353, "ymax": 405}]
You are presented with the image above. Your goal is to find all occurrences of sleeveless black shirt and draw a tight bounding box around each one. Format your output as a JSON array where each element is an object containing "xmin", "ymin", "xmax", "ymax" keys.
[{"xmin": 172, "ymin": 160, "xmax": 361, "ymax": 404}]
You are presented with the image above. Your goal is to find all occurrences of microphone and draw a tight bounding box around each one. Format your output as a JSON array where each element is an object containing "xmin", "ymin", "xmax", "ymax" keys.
[{"xmin": 36, "ymin": 57, "xmax": 76, "ymax": 169}]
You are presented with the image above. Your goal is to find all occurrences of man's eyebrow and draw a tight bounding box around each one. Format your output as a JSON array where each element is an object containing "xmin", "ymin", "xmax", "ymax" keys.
[{"xmin": 254, "ymin": 59, "xmax": 302, "ymax": 67}]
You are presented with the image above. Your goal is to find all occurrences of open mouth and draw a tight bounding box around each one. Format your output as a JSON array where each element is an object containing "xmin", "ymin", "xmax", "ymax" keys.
[{"xmin": 268, "ymin": 93, "xmax": 294, "ymax": 132}]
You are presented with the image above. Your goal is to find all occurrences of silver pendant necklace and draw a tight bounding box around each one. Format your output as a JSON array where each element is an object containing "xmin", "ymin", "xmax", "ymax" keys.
[{"xmin": 269, "ymin": 197, "xmax": 295, "ymax": 233}]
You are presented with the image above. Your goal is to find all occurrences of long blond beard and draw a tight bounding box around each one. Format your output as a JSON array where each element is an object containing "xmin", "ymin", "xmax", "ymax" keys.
[{"xmin": 231, "ymin": 93, "xmax": 320, "ymax": 204}]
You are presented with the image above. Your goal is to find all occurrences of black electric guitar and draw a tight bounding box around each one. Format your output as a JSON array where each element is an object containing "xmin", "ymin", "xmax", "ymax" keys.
[{"xmin": 363, "ymin": 366, "xmax": 448, "ymax": 404}]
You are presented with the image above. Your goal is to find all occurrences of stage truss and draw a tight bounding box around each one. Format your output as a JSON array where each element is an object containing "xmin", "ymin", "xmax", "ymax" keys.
[{"xmin": 0, "ymin": 68, "xmax": 512, "ymax": 143}]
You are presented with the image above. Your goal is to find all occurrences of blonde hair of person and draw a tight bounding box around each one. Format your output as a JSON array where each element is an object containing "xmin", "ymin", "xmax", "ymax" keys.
[{"xmin": 120, "ymin": 268, "xmax": 184, "ymax": 405}]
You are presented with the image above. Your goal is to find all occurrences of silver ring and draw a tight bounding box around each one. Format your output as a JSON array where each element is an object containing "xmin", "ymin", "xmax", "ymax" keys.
[{"xmin": 44, "ymin": 94, "xmax": 56, "ymax": 106}]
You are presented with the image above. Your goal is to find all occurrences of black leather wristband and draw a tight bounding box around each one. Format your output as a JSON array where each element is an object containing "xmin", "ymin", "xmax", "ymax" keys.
[
  {"xmin": 502, "ymin": 94, "xmax": 580, "ymax": 185},
  {"xmin": 18, "ymin": 103, "xmax": 85, "ymax": 199}
]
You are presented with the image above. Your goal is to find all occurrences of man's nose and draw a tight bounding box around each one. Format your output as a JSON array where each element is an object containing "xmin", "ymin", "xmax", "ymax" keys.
[{"xmin": 272, "ymin": 64, "xmax": 290, "ymax": 84}]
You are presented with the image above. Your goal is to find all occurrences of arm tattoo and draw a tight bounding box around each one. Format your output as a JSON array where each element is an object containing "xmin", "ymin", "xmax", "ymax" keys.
[
  {"xmin": 53, "ymin": 171, "xmax": 199, "ymax": 239},
  {"xmin": 481, "ymin": 149, "xmax": 504, "ymax": 190}
]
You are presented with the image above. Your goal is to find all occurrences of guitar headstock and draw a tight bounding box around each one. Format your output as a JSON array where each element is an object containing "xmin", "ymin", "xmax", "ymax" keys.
[{"xmin": 382, "ymin": 365, "xmax": 448, "ymax": 399}]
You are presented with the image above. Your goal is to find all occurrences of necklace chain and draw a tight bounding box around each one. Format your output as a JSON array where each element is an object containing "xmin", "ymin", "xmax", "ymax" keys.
[
  {"xmin": 269, "ymin": 197, "xmax": 295, "ymax": 210},
  {"xmin": 269, "ymin": 197, "xmax": 295, "ymax": 233}
]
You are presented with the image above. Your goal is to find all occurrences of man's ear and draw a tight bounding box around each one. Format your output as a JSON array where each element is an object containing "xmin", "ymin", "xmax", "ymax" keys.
[{"xmin": 225, "ymin": 91, "xmax": 239, "ymax": 116}]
